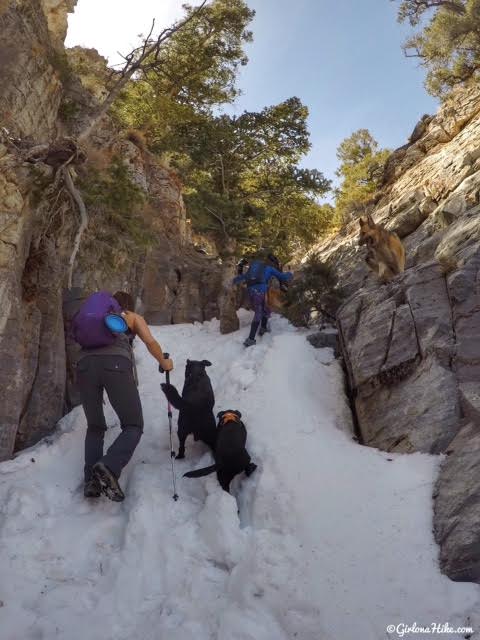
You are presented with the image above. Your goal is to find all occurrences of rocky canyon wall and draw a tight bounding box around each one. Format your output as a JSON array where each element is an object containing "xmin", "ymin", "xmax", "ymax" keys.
[
  {"xmin": 0, "ymin": 0, "xmax": 222, "ymax": 460},
  {"xmin": 314, "ymin": 85, "xmax": 480, "ymax": 582}
]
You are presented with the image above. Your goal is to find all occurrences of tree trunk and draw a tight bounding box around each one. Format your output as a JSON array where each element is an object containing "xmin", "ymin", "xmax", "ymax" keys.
[{"xmin": 218, "ymin": 240, "xmax": 239, "ymax": 335}]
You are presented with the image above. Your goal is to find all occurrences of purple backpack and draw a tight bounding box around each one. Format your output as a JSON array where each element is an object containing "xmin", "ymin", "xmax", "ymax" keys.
[{"xmin": 72, "ymin": 291, "xmax": 122, "ymax": 348}]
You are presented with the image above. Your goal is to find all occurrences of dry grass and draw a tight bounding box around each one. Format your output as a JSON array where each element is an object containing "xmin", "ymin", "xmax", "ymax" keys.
[
  {"xmin": 82, "ymin": 143, "xmax": 113, "ymax": 172},
  {"xmin": 125, "ymin": 129, "xmax": 147, "ymax": 152}
]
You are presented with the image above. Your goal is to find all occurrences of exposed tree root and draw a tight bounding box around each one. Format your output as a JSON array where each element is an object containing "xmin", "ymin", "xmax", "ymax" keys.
[{"xmin": 63, "ymin": 166, "xmax": 88, "ymax": 289}]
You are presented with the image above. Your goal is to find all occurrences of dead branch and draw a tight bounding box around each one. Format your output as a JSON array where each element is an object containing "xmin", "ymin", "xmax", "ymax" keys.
[
  {"xmin": 78, "ymin": 1, "xmax": 208, "ymax": 141},
  {"xmin": 63, "ymin": 166, "xmax": 88, "ymax": 289},
  {"xmin": 217, "ymin": 154, "xmax": 227, "ymax": 196},
  {"xmin": 204, "ymin": 205, "xmax": 228, "ymax": 237},
  {"xmin": 400, "ymin": 0, "xmax": 466, "ymax": 21},
  {"xmin": 416, "ymin": 0, "xmax": 465, "ymax": 14},
  {"xmin": 403, "ymin": 46, "xmax": 424, "ymax": 58}
]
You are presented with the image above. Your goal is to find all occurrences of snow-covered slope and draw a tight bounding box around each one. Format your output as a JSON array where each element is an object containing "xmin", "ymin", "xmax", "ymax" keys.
[{"xmin": 1, "ymin": 312, "xmax": 479, "ymax": 640}]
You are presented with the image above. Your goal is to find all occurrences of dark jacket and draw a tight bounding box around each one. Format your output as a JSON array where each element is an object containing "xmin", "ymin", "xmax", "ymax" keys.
[{"xmin": 233, "ymin": 262, "xmax": 293, "ymax": 294}]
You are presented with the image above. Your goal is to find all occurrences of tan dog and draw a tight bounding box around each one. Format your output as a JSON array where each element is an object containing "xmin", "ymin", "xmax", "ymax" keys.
[
  {"xmin": 359, "ymin": 214, "xmax": 406, "ymax": 282},
  {"xmin": 266, "ymin": 286, "xmax": 285, "ymax": 311}
]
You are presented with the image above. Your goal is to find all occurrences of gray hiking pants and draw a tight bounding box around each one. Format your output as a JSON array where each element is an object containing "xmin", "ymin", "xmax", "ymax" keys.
[{"xmin": 77, "ymin": 355, "xmax": 144, "ymax": 481}]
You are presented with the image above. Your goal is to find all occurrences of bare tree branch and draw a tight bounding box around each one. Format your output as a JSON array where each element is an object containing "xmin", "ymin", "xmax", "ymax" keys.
[
  {"xmin": 416, "ymin": 0, "xmax": 465, "ymax": 13},
  {"xmin": 204, "ymin": 205, "xmax": 228, "ymax": 237},
  {"xmin": 78, "ymin": 1, "xmax": 208, "ymax": 140},
  {"xmin": 396, "ymin": 0, "xmax": 466, "ymax": 25},
  {"xmin": 217, "ymin": 153, "xmax": 227, "ymax": 196},
  {"xmin": 403, "ymin": 46, "xmax": 424, "ymax": 58}
]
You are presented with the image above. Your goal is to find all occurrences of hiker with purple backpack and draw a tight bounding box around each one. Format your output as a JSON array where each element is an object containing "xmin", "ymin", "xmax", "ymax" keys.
[{"xmin": 72, "ymin": 291, "xmax": 173, "ymax": 501}]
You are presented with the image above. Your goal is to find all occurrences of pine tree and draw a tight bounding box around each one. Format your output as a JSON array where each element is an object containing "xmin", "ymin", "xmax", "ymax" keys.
[
  {"xmin": 394, "ymin": 0, "xmax": 480, "ymax": 96},
  {"xmin": 334, "ymin": 130, "xmax": 389, "ymax": 223}
]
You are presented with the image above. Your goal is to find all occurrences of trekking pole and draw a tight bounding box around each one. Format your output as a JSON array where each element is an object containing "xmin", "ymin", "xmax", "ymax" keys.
[{"xmin": 159, "ymin": 353, "xmax": 179, "ymax": 501}]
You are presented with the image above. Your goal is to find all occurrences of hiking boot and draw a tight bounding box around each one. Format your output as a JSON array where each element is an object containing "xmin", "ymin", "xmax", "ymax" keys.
[
  {"xmin": 243, "ymin": 338, "xmax": 256, "ymax": 348},
  {"xmin": 84, "ymin": 477, "xmax": 101, "ymax": 498},
  {"xmin": 245, "ymin": 462, "xmax": 257, "ymax": 477},
  {"xmin": 92, "ymin": 462, "xmax": 125, "ymax": 502},
  {"xmin": 259, "ymin": 325, "xmax": 270, "ymax": 336}
]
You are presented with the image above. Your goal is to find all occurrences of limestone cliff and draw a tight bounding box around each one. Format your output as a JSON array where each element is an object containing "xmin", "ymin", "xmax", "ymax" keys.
[
  {"xmin": 313, "ymin": 85, "xmax": 480, "ymax": 582},
  {"xmin": 0, "ymin": 0, "xmax": 222, "ymax": 460}
]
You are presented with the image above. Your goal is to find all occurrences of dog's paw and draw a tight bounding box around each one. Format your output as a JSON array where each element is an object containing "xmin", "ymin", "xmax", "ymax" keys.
[
  {"xmin": 245, "ymin": 462, "xmax": 257, "ymax": 477},
  {"xmin": 176, "ymin": 453, "xmax": 185, "ymax": 460}
]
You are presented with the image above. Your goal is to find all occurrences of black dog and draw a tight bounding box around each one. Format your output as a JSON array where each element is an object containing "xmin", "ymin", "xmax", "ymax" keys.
[
  {"xmin": 183, "ymin": 410, "xmax": 257, "ymax": 493},
  {"xmin": 161, "ymin": 359, "xmax": 217, "ymax": 459}
]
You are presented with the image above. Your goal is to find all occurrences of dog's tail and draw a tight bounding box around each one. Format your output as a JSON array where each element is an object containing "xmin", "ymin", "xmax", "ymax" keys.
[{"xmin": 183, "ymin": 464, "xmax": 217, "ymax": 478}]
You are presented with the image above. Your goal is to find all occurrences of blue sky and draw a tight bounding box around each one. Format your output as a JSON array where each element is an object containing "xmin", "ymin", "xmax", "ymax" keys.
[
  {"xmin": 227, "ymin": 0, "xmax": 438, "ymax": 186},
  {"xmin": 67, "ymin": 0, "xmax": 438, "ymax": 190}
]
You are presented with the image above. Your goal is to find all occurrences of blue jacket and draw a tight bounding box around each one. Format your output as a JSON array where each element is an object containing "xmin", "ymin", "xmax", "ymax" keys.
[{"xmin": 233, "ymin": 265, "xmax": 293, "ymax": 294}]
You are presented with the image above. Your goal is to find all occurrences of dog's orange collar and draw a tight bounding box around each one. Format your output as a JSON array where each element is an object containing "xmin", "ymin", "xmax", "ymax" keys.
[{"xmin": 220, "ymin": 412, "xmax": 240, "ymax": 425}]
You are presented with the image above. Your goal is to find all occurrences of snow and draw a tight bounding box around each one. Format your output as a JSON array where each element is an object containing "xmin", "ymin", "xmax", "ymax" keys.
[{"xmin": 1, "ymin": 311, "xmax": 479, "ymax": 640}]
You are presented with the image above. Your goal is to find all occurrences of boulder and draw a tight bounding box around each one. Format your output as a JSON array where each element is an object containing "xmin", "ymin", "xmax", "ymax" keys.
[
  {"xmin": 434, "ymin": 422, "xmax": 480, "ymax": 582},
  {"xmin": 307, "ymin": 331, "xmax": 339, "ymax": 355},
  {"xmin": 385, "ymin": 203, "xmax": 430, "ymax": 238},
  {"xmin": 408, "ymin": 114, "xmax": 433, "ymax": 144},
  {"xmin": 337, "ymin": 262, "xmax": 461, "ymax": 454},
  {"xmin": 336, "ymin": 245, "xmax": 480, "ymax": 582}
]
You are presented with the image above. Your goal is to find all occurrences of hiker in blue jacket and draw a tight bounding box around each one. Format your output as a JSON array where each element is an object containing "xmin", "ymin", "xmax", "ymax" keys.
[{"xmin": 234, "ymin": 255, "xmax": 293, "ymax": 347}]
